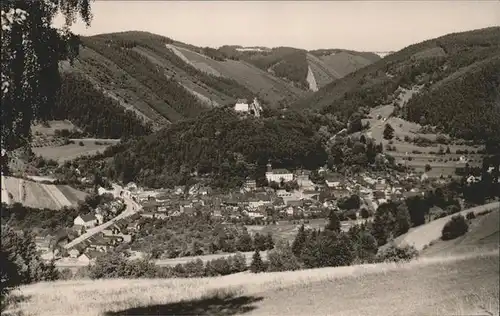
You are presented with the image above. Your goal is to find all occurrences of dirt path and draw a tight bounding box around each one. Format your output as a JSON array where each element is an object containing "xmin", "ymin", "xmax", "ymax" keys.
[
  {"xmin": 63, "ymin": 195, "xmax": 140, "ymax": 250},
  {"xmin": 395, "ymin": 201, "xmax": 500, "ymax": 251}
]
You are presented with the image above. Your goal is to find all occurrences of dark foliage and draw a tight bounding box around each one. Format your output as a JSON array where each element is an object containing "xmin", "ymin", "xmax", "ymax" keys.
[
  {"xmin": 104, "ymin": 108, "xmax": 329, "ymax": 188},
  {"xmin": 52, "ymin": 72, "xmax": 152, "ymax": 138},
  {"xmin": 291, "ymin": 224, "xmax": 307, "ymax": 257},
  {"xmin": 325, "ymin": 209, "xmax": 341, "ymax": 232},
  {"xmin": 406, "ymin": 56, "xmax": 500, "ymax": 151},
  {"xmin": 371, "ymin": 201, "xmax": 411, "ymax": 246},
  {"xmin": 266, "ymin": 240, "xmax": 302, "ymax": 272},
  {"xmin": 249, "ymin": 250, "xmax": 266, "ymax": 273},
  {"xmin": 81, "ymin": 36, "xmax": 206, "ymax": 121},
  {"xmin": 337, "ymin": 194, "xmax": 361, "ymax": 210},
  {"xmin": 1, "ymin": 203, "xmax": 79, "ymax": 237},
  {"xmin": 1, "ymin": 225, "xmax": 59, "ymax": 305},
  {"xmin": 383, "ymin": 123, "xmax": 395, "ymax": 140},
  {"xmin": 465, "ymin": 211, "xmax": 476, "ymax": 220},
  {"xmin": 375, "ymin": 243, "xmax": 418, "ymax": 263},
  {"xmin": 299, "ymin": 230, "xmax": 355, "ymax": 269},
  {"xmin": 441, "ymin": 215, "xmax": 469, "ymax": 240}
]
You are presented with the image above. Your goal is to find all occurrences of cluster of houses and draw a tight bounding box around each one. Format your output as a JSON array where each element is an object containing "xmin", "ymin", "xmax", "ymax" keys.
[{"xmin": 36, "ymin": 163, "xmax": 441, "ymax": 263}]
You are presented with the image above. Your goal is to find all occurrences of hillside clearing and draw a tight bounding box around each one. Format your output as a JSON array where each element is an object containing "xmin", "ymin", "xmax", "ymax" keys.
[
  {"xmin": 394, "ymin": 202, "xmax": 499, "ymax": 251},
  {"xmin": 31, "ymin": 139, "xmax": 118, "ymax": 162},
  {"xmin": 421, "ymin": 207, "xmax": 500, "ymax": 257},
  {"xmin": 1, "ymin": 176, "xmax": 88, "ymax": 210},
  {"xmin": 8, "ymin": 250, "xmax": 498, "ymax": 316}
]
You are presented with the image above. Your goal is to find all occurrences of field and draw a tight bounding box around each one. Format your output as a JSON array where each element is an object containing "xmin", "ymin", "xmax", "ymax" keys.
[
  {"xmin": 394, "ymin": 202, "xmax": 499, "ymax": 251},
  {"xmin": 31, "ymin": 120, "xmax": 79, "ymax": 136},
  {"xmin": 1, "ymin": 176, "xmax": 88, "ymax": 210},
  {"xmin": 245, "ymin": 218, "xmax": 367, "ymax": 243},
  {"xmin": 7, "ymin": 250, "xmax": 498, "ymax": 316},
  {"xmin": 363, "ymin": 100, "xmax": 485, "ymax": 177},
  {"xmin": 32, "ymin": 138, "xmax": 119, "ymax": 163},
  {"xmin": 167, "ymin": 44, "xmax": 305, "ymax": 105}
]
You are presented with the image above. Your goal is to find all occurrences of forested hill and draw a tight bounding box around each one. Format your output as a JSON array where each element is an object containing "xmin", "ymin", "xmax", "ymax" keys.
[
  {"xmin": 58, "ymin": 31, "xmax": 379, "ymax": 129},
  {"xmin": 97, "ymin": 108, "xmax": 344, "ymax": 189},
  {"xmin": 50, "ymin": 72, "xmax": 153, "ymax": 139},
  {"xmin": 292, "ymin": 27, "xmax": 500, "ymax": 148}
]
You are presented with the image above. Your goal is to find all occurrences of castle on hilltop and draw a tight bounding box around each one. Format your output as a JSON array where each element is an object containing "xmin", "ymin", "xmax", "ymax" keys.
[{"xmin": 233, "ymin": 97, "xmax": 263, "ymax": 117}]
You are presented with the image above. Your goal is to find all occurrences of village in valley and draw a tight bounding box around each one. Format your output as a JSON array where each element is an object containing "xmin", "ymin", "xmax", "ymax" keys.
[
  {"xmin": 2, "ymin": 3, "xmax": 500, "ymax": 315},
  {"xmin": 1, "ymin": 94, "xmax": 492, "ymax": 268}
]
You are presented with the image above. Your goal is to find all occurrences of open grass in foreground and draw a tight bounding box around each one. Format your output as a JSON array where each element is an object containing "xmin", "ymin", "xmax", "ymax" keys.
[{"xmin": 5, "ymin": 249, "xmax": 498, "ymax": 316}]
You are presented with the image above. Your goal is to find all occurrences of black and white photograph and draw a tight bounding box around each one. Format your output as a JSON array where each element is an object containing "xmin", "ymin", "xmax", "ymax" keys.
[{"xmin": 1, "ymin": 0, "xmax": 499, "ymax": 315}]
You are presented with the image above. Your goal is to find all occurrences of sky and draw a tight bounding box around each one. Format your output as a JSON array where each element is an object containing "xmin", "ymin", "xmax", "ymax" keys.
[{"xmin": 55, "ymin": 1, "xmax": 500, "ymax": 52}]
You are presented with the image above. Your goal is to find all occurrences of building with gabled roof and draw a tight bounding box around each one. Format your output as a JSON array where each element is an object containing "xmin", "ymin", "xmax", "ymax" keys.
[
  {"xmin": 74, "ymin": 214, "xmax": 97, "ymax": 228},
  {"xmin": 265, "ymin": 162, "xmax": 294, "ymax": 183}
]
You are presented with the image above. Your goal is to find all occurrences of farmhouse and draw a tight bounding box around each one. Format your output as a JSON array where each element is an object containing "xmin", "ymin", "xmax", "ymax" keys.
[
  {"xmin": 233, "ymin": 97, "xmax": 263, "ymax": 117},
  {"xmin": 265, "ymin": 163, "xmax": 294, "ymax": 183},
  {"xmin": 325, "ymin": 174, "xmax": 344, "ymax": 188},
  {"xmin": 74, "ymin": 214, "xmax": 98, "ymax": 228},
  {"xmin": 77, "ymin": 251, "xmax": 103, "ymax": 264}
]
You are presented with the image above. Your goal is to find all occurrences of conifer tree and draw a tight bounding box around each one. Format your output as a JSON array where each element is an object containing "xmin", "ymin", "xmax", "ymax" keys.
[
  {"xmin": 291, "ymin": 224, "xmax": 307, "ymax": 257},
  {"xmin": 250, "ymin": 250, "xmax": 265, "ymax": 273},
  {"xmin": 325, "ymin": 209, "xmax": 341, "ymax": 232}
]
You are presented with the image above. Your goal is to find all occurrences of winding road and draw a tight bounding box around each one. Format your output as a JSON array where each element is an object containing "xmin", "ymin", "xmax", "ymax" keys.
[{"xmin": 63, "ymin": 187, "xmax": 141, "ymax": 250}]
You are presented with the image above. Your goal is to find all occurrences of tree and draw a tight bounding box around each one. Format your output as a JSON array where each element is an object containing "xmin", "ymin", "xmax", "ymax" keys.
[
  {"xmin": 267, "ymin": 240, "xmax": 302, "ymax": 272},
  {"xmin": 425, "ymin": 164, "xmax": 432, "ymax": 172},
  {"xmin": 236, "ymin": 231, "xmax": 253, "ymax": 252},
  {"xmin": 253, "ymin": 233, "xmax": 268, "ymax": 251},
  {"xmin": 1, "ymin": 0, "xmax": 92, "ymax": 164},
  {"xmin": 291, "ymin": 224, "xmax": 307, "ymax": 257},
  {"xmin": 264, "ymin": 232, "xmax": 275, "ymax": 250},
  {"xmin": 441, "ymin": 215, "xmax": 469, "ymax": 240},
  {"xmin": 325, "ymin": 209, "xmax": 341, "ymax": 232},
  {"xmin": 250, "ymin": 250, "xmax": 266, "ymax": 273},
  {"xmin": 383, "ymin": 123, "xmax": 395, "ymax": 140},
  {"xmin": 1, "ymin": 225, "xmax": 59, "ymax": 304},
  {"xmin": 301, "ymin": 231, "xmax": 354, "ymax": 269},
  {"xmin": 360, "ymin": 208, "xmax": 371, "ymax": 219}
]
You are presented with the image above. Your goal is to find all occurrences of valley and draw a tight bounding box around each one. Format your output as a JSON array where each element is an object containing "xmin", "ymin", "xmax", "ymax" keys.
[{"xmin": 2, "ymin": 4, "xmax": 499, "ymax": 315}]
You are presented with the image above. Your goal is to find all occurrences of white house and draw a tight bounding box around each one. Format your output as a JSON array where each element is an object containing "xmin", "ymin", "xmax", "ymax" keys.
[
  {"xmin": 68, "ymin": 248, "xmax": 80, "ymax": 258},
  {"xmin": 233, "ymin": 97, "xmax": 263, "ymax": 117},
  {"xmin": 74, "ymin": 214, "xmax": 98, "ymax": 228},
  {"xmin": 234, "ymin": 99, "xmax": 249, "ymax": 112},
  {"xmin": 265, "ymin": 163, "xmax": 294, "ymax": 183}
]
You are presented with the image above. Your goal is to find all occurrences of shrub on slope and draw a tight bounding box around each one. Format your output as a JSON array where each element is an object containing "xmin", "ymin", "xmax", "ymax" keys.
[{"xmin": 441, "ymin": 215, "xmax": 469, "ymax": 241}]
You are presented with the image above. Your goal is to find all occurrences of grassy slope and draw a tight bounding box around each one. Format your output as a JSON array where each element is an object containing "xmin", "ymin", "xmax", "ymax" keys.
[
  {"xmin": 420, "ymin": 207, "xmax": 500, "ymax": 257},
  {"xmin": 394, "ymin": 202, "xmax": 500, "ymax": 251},
  {"xmin": 9, "ymin": 204, "xmax": 499, "ymax": 316},
  {"xmin": 9, "ymin": 251, "xmax": 498, "ymax": 316}
]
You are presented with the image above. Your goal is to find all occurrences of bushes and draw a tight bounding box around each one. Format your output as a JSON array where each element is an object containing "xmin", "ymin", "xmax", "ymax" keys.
[
  {"xmin": 441, "ymin": 215, "xmax": 469, "ymax": 241},
  {"xmin": 360, "ymin": 208, "xmax": 371, "ymax": 219},
  {"xmin": 375, "ymin": 243, "xmax": 418, "ymax": 263},
  {"xmin": 1, "ymin": 225, "xmax": 60, "ymax": 304},
  {"xmin": 266, "ymin": 240, "xmax": 302, "ymax": 272},
  {"xmin": 89, "ymin": 251, "xmax": 248, "ymax": 279},
  {"xmin": 465, "ymin": 211, "xmax": 476, "ymax": 220}
]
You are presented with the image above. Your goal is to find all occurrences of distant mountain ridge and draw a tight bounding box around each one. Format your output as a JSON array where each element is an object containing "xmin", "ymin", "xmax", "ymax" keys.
[{"xmin": 59, "ymin": 31, "xmax": 380, "ymax": 130}]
